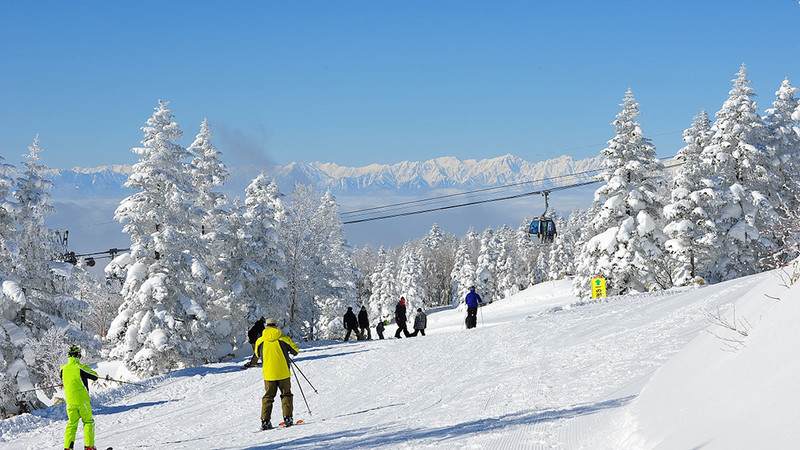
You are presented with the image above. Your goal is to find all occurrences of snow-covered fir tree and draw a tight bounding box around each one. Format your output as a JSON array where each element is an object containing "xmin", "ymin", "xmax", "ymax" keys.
[
  {"xmin": 547, "ymin": 215, "xmax": 574, "ymax": 280},
  {"xmin": 0, "ymin": 140, "xmax": 96, "ymax": 417},
  {"xmin": 352, "ymin": 245, "xmax": 380, "ymax": 309},
  {"xmin": 227, "ymin": 174, "xmax": 288, "ymax": 346},
  {"xmin": 762, "ymin": 78, "xmax": 800, "ymax": 260},
  {"xmin": 475, "ymin": 227, "xmax": 496, "ymax": 302},
  {"xmin": 186, "ymin": 118, "xmax": 241, "ymax": 354},
  {"xmin": 701, "ymin": 65, "xmax": 783, "ymax": 280},
  {"xmin": 279, "ymin": 185, "xmax": 355, "ymax": 340},
  {"xmin": 396, "ymin": 243, "xmax": 425, "ymax": 314},
  {"xmin": 108, "ymin": 101, "xmax": 218, "ymax": 376},
  {"xmin": 513, "ymin": 221, "xmax": 538, "ymax": 288},
  {"xmin": 311, "ymin": 190, "xmax": 357, "ymax": 340},
  {"xmin": 663, "ymin": 110, "xmax": 717, "ymax": 285},
  {"xmin": 0, "ymin": 156, "xmax": 16, "ymax": 272},
  {"xmin": 368, "ymin": 247, "xmax": 398, "ymax": 322},
  {"xmin": 13, "ymin": 137, "xmax": 58, "ymax": 290},
  {"xmin": 449, "ymin": 240, "xmax": 476, "ymax": 305},
  {"xmin": 493, "ymin": 225, "xmax": 518, "ymax": 298},
  {"xmin": 188, "ymin": 119, "xmax": 234, "ymax": 276},
  {"xmin": 574, "ymin": 89, "xmax": 668, "ymax": 297},
  {"xmin": 417, "ymin": 224, "xmax": 456, "ymax": 307}
]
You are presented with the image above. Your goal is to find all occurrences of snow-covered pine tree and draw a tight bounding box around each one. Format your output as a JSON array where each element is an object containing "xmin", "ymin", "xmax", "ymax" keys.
[
  {"xmin": 513, "ymin": 221, "xmax": 538, "ymax": 289},
  {"xmin": 547, "ymin": 215, "xmax": 573, "ymax": 280},
  {"xmin": 13, "ymin": 137, "xmax": 57, "ymax": 290},
  {"xmin": 186, "ymin": 119, "xmax": 243, "ymax": 355},
  {"xmin": 75, "ymin": 261, "xmax": 123, "ymax": 338},
  {"xmin": 0, "ymin": 155, "xmax": 24, "ymax": 417},
  {"xmin": 279, "ymin": 184, "xmax": 355, "ymax": 340},
  {"xmin": 702, "ymin": 65, "xmax": 783, "ymax": 280},
  {"xmin": 0, "ymin": 139, "xmax": 96, "ymax": 417},
  {"xmin": 494, "ymin": 225, "xmax": 518, "ymax": 299},
  {"xmin": 418, "ymin": 224, "xmax": 456, "ymax": 307},
  {"xmin": 573, "ymin": 89, "xmax": 668, "ymax": 297},
  {"xmin": 475, "ymin": 227, "xmax": 496, "ymax": 302},
  {"xmin": 228, "ymin": 174, "xmax": 288, "ymax": 346},
  {"xmin": 108, "ymin": 101, "xmax": 217, "ymax": 376},
  {"xmin": 188, "ymin": 119, "xmax": 233, "ymax": 272},
  {"xmin": 663, "ymin": 110, "xmax": 718, "ymax": 285},
  {"xmin": 368, "ymin": 246, "xmax": 398, "ymax": 322},
  {"xmin": 464, "ymin": 227, "xmax": 480, "ymax": 263},
  {"xmin": 352, "ymin": 244, "xmax": 379, "ymax": 309},
  {"xmin": 450, "ymin": 240, "xmax": 476, "ymax": 305},
  {"xmin": 763, "ymin": 78, "xmax": 800, "ymax": 261},
  {"xmin": 0, "ymin": 155, "xmax": 16, "ymax": 272},
  {"xmin": 396, "ymin": 242, "xmax": 425, "ymax": 315},
  {"xmin": 311, "ymin": 190, "xmax": 357, "ymax": 340}
]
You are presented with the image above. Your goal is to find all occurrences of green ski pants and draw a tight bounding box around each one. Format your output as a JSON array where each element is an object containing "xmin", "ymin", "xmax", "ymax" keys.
[{"xmin": 64, "ymin": 401, "xmax": 94, "ymax": 448}]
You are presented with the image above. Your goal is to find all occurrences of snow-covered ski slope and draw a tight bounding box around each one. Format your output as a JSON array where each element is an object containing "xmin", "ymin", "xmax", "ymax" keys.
[{"xmin": 3, "ymin": 269, "xmax": 799, "ymax": 449}]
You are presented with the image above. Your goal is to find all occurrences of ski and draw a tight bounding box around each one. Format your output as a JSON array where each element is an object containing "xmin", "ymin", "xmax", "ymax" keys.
[
  {"xmin": 279, "ymin": 419, "xmax": 304, "ymax": 427},
  {"xmin": 253, "ymin": 419, "xmax": 303, "ymax": 432}
]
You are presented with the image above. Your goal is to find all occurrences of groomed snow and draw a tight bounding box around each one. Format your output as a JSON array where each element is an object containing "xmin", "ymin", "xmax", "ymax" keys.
[{"xmin": 2, "ymin": 268, "xmax": 799, "ymax": 449}]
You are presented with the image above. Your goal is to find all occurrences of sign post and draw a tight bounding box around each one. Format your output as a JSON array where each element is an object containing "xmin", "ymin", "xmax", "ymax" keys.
[{"xmin": 591, "ymin": 277, "xmax": 607, "ymax": 299}]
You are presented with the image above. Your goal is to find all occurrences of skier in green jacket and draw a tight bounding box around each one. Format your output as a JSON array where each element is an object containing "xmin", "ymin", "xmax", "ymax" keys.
[{"xmin": 60, "ymin": 344, "xmax": 99, "ymax": 450}]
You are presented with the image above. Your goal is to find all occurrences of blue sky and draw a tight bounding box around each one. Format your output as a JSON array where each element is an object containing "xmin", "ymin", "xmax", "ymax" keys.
[{"xmin": 2, "ymin": 0, "xmax": 800, "ymax": 170}]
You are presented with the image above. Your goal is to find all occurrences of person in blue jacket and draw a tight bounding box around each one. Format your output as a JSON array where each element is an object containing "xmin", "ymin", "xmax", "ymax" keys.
[{"xmin": 465, "ymin": 286, "xmax": 482, "ymax": 329}]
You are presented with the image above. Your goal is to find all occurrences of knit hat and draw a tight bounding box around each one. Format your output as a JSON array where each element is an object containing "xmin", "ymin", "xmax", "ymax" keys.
[{"xmin": 68, "ymin": 344, "xmax": 81, "ymax": 358}]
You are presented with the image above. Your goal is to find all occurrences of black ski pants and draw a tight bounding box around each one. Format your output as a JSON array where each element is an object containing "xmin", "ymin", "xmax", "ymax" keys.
[
  {"xmin": 395, "ymin": 321, "xmax": 411, "ymax": 338},
  {"xmin": 344, "ymin": 327, "xmax": 362, "ymax": 341}
]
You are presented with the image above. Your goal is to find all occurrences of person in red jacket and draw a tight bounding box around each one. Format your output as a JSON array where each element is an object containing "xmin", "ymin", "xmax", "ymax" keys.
[{"xmin": 394, "ymin": 297, "xmax": 412, "ymax": 338}]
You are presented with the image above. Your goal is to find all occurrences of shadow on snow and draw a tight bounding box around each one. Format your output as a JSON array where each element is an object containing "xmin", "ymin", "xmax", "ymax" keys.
[
  {"xmin": 247, "ymin": 395, "xmax": 636, "ymax": 449},
  {"xmin": 94, "ymin": 399, "xmax": 176, "ymax": 415}
]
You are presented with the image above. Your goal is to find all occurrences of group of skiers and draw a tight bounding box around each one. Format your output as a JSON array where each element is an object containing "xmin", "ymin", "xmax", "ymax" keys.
[
  {"xmin": 342, "ymin": 299, "xmax": 428, "ymax": 341},
  {"xmin": 342, "ymin": 306, "xmax": 372, "ymax": 340},
  {"xmin": 59, "ymin": 288, "xmax": 485, "ymax": 448}
]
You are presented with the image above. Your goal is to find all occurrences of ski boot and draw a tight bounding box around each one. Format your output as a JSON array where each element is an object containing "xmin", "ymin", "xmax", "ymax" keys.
[
  {"xmin": 283, "ymin": 416, "xmax": 293, "ymax": 427},
  {"xmin": 85, "ymin": 446, "xmax": 98, "ymax": 450},
  {"xmin": 261, "ymin": 419, "xmax": 273, "ymax": 430}
]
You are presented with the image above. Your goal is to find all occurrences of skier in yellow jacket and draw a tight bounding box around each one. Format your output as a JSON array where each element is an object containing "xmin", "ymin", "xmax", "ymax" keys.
[
  {"xmin": 253, "ymin": 317, "xmax": 299, "ymax": 430},
  {"xmin": 60, "ymin": 345, "xmax": 99, "ymax": 450}
]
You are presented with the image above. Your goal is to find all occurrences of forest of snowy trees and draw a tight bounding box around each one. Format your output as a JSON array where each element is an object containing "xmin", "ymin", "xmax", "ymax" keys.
[{"xmin": 1, "ymin": 64, "xmax": 800, "ymax": 417}]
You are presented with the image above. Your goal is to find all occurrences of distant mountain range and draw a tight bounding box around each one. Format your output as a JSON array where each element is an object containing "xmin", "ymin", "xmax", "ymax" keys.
[{"xmin": 47, "ymin": 153, "xmax": 604, "ymax": 200}]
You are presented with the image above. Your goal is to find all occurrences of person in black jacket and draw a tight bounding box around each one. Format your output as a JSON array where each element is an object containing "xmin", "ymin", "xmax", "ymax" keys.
[
  {"xmin": 394, "ymin": 297, "xmax": 412, "ymax": 338},
  {"xmin": 243, "ymin": 317, "xmax": 266, "ymax": 368},
  {"xmin": 343, "ymin": 307, "xmax": 361, "ymax": 341},
  {"xmin": 357, "ymin": 305, "xmax": 372, "ymax": 340},
  {"xmin": 410, "ymin": 308, "xmax": 427, "ymax": 337},
  {"xmin": 376, "ymin": 320, "xmax": 385, "ymax": 339}
]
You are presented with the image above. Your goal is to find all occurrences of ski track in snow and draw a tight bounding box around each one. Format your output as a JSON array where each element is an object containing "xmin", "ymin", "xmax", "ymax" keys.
[{"xmin": 0, "ymin": 274, "xmax": 767, "ymax": 449}]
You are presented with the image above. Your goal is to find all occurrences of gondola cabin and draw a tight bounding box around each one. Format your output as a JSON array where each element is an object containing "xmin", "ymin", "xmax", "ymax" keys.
[{"xmin": 528, "ymin": 218, "xmax": 556, "ymax": 243}]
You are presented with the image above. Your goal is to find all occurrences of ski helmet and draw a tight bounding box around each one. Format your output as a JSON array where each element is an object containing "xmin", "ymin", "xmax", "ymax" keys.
[{"xmin": 68, "ymin": 344, "xmax": 81, "ymax": 358}]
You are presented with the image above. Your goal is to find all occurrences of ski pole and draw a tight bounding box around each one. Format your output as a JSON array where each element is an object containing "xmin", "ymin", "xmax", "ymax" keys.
[
  {"xmin": 289, "ymin": 358, "xmax": 319, "ymax": 394},
  {"xmin": 103, "ymin": 376, "xmax": 154, "ymax": 389},
  {"xmin": 479, "ymin": 304, "xmax": 485, "ymax": 327},
  {"xmin": 16, "ymin": 384, "xmax": 63, "ymax": 395},
  {"xmin": 290, "ymin": 361, "xmax": 312, "ymax": 415}
]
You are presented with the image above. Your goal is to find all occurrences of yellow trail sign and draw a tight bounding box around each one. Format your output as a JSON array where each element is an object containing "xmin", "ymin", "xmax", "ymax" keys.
[{"xmin": 591, "ymin": 277, "xmax": 607, "ymax": 299}]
